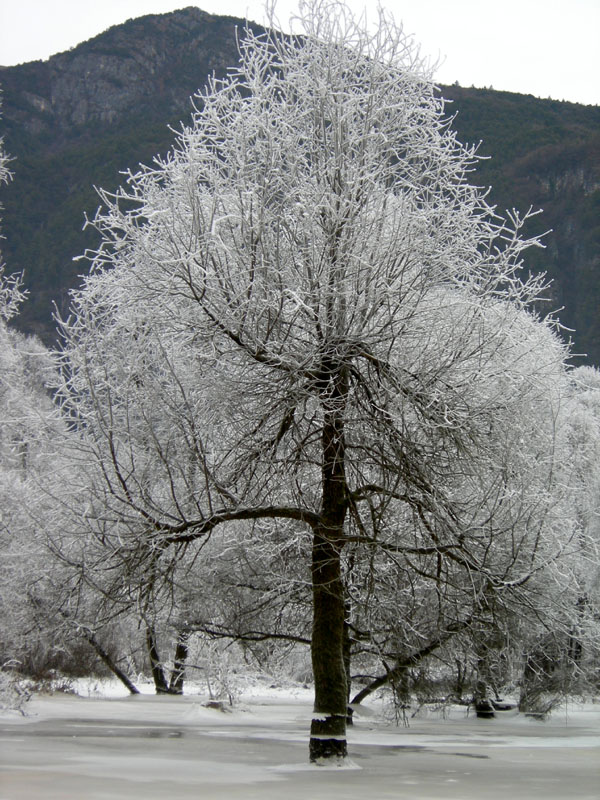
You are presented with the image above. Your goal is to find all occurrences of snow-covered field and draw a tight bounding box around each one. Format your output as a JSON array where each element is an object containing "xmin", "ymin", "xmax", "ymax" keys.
[{"xmin": 1, "ymin": 679, "xmax": 599, "ymax": 799}]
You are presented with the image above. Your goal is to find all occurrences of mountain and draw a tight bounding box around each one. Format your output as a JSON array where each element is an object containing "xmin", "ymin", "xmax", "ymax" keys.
[{"xmin": 1, "ymin": 7, "xmax": 598, "ymax": 364}]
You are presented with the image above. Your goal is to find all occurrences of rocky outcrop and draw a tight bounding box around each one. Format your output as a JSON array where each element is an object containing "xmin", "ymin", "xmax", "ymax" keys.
[{"xmin": 0, "ymin": 7, "xmax": 249, "ymax": 140}]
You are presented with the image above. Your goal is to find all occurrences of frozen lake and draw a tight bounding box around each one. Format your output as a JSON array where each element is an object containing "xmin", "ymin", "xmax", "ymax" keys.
[{"xmin": 1, "ymin": 687, "xmax": 599, "ymax": 799}]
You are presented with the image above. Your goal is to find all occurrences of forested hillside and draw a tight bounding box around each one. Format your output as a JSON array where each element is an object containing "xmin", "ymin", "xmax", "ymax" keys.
[{"xmin": 0, "ymin": 6, "xmax": 598, "ymax": 362}]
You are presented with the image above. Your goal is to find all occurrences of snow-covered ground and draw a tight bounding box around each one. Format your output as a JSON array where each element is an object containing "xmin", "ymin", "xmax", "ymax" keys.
[{"xmin": 1, "ymin": 679, "xmax": 599, "ymax": 799}]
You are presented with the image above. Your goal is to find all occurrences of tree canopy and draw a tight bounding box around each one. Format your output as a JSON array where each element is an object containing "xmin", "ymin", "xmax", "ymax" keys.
[{"xmin": 53, "ymin": 1, "xmax": 591, "ymax": 761}]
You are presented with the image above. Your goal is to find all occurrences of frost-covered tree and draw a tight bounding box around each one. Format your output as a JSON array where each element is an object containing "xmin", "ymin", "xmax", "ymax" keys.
[
  {"xmin": 0, "ymin": 320, "xmax": 74, "ymax": 678},
  {"xmin": 0, "ymin": 106, "xmax": 9, "ymax": 188},
  {"xmin": 0, "ymin": 111, "xmax": 76, "ymax": 682},
  {"xmin": 344, "ymin": 307, "xmax": 578, "ymax": 711},
  {"xmin": 56, "ymin": 2, "xmax": 577, "ymax": 760},
  {"xmin": 0, "ymin": 95, "xmax": 19, "ymax": 320},
  {"xmin": 514, "ymin": 365, "xmax": 600, "ymax": 709}
]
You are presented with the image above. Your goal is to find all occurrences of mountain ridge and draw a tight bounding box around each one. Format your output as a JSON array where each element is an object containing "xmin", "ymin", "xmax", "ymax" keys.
[{"xmin": 1, "ymin": 7, "xmax": 598, "ymax": 363}]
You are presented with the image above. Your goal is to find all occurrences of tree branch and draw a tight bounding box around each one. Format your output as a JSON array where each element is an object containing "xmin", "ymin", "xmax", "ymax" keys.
[
  {"xmin": 350, "ymin": 617, "xmax": 473, "ymax": 707},
  {"xmin": 162, "ymin": 504, "xmax": 320, "ymax": 543}
]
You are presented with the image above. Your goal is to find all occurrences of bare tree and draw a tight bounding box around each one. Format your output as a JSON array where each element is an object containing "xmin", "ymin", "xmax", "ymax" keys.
[{"xmin": 55, "ymin": 1, "xmax": 576, "ymax": 761}]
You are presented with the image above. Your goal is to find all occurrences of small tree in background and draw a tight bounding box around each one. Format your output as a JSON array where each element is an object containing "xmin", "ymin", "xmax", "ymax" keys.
[
  {"xmin": 56, "ymin": 1, "xmax": 581, "ymax": 761},
  {"xmin": 0, "ymin": 104, "xmax": 86, "ymax": 691}
]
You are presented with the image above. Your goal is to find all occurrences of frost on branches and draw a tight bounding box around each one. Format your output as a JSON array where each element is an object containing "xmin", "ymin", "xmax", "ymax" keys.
[
  {"xmin": 0, "ymin": 100, "xmax": 24, "ymax": 323},
  {"xmin": 0, "ymin": 102, "xmax": 80, "ymax": 700},
  {"xmin": 55, "ymin": 1, "xmax": 585, "ymax": 761}
]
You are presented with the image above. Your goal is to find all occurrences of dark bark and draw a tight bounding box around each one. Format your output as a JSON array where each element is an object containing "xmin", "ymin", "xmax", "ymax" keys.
[
  {"xmin": 343, "ymin": 609, "xmax": 353, "ymax": 725},
  {"xmin": 454, "ymin": 658, "xmax": 468, "ymax": 700},
  {"xmin": 350, "ymin": 618, "xmax": 472, "ymax": 707},
  {"xmin": 82, "ymin": 629, "xmax": 140, "ymax": 695},
  {"xmin": 185, "ymin": 624, "xmax": 311, "ymax": 646},
  {"xmin": 310, "ymin": 531, "xmax": 348, "ymax": 760},
  {"xmin": 473, "ymin": 626, "xmax": 506, "ymax": 715},
  {"xmin": 146, "ymin": 626, "xmax": 170, "ymax": 694},
  {"xmin": 51, "ymin": 604, "xmax": 139, "ymax": 695},
  {"xmin": 474, "ymin": 679, "xmax": 495, "ymax": 718},
  {"xmin": 309, "ymin": 379, "xmax": 349, "ymax": 761},
  {"xmin": 169, "ymin": 631, "xmax": 190, "ymax": 695},
  {"xmin": 567, "ymin": 594, "xmax": 587, "ymax": 666}
]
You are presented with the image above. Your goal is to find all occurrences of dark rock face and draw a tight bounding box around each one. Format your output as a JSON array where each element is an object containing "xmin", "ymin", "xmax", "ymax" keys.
[
  {"xmin": 0, "ymin": 7, "xmax": 256, "ymax": 341},
  {"xmin": 0, "ymin": 7, "xmax": 246, "ymax": 138}
]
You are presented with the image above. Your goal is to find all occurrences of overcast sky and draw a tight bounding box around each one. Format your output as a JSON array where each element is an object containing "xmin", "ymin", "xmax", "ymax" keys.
[{"xmin": 1, "ymin": 1, "xmax": 598, "ymax": 105}]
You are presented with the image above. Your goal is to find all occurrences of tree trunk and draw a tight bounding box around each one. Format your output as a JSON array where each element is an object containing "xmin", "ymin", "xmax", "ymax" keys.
[
  {"xmin": 343, "ymin": 609, "xmax": 353, "ymax": 725},
  {"xmin": 146, "ymin": 626, "xmax": 170, "ymax": 694},
  {"xmin": 309, "ymin": 389, "xmax": 349, "ymax": 762},
  {"xmin": 169, "ymin": 631, "xmax": 190, "ymax": 695},
  {"xmin": 82, "ymin": 628, "xmax": 140, "ymax": 695},
  {"xmin": 51, "ymin": 605, "xmax": 139, "ymax": 695},
  {"xmin": 567, "ymin": 594, "xmax": 587, "ymax": 667},
  {"xmin": 474, "ymin": 627, "xmax": 505, "ymax": 717},
  {"xmin": 310, "ymin": 532, "xmax": 348, "ymax": 761},
  {"xmin": 350, "ymin": 618, "xmax": 472, "ymax": 707}
]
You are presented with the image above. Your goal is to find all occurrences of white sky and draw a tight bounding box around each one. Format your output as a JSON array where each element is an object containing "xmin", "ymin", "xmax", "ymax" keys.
[{"xmin": 0, "ymin": 1, "xmax": 598, "ymax": 105}]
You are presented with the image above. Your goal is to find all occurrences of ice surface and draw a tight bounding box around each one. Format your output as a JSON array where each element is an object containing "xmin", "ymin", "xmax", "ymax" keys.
[{"xmin": 1, "ymin": 680, "xmax": 599, "ymax": 799}]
